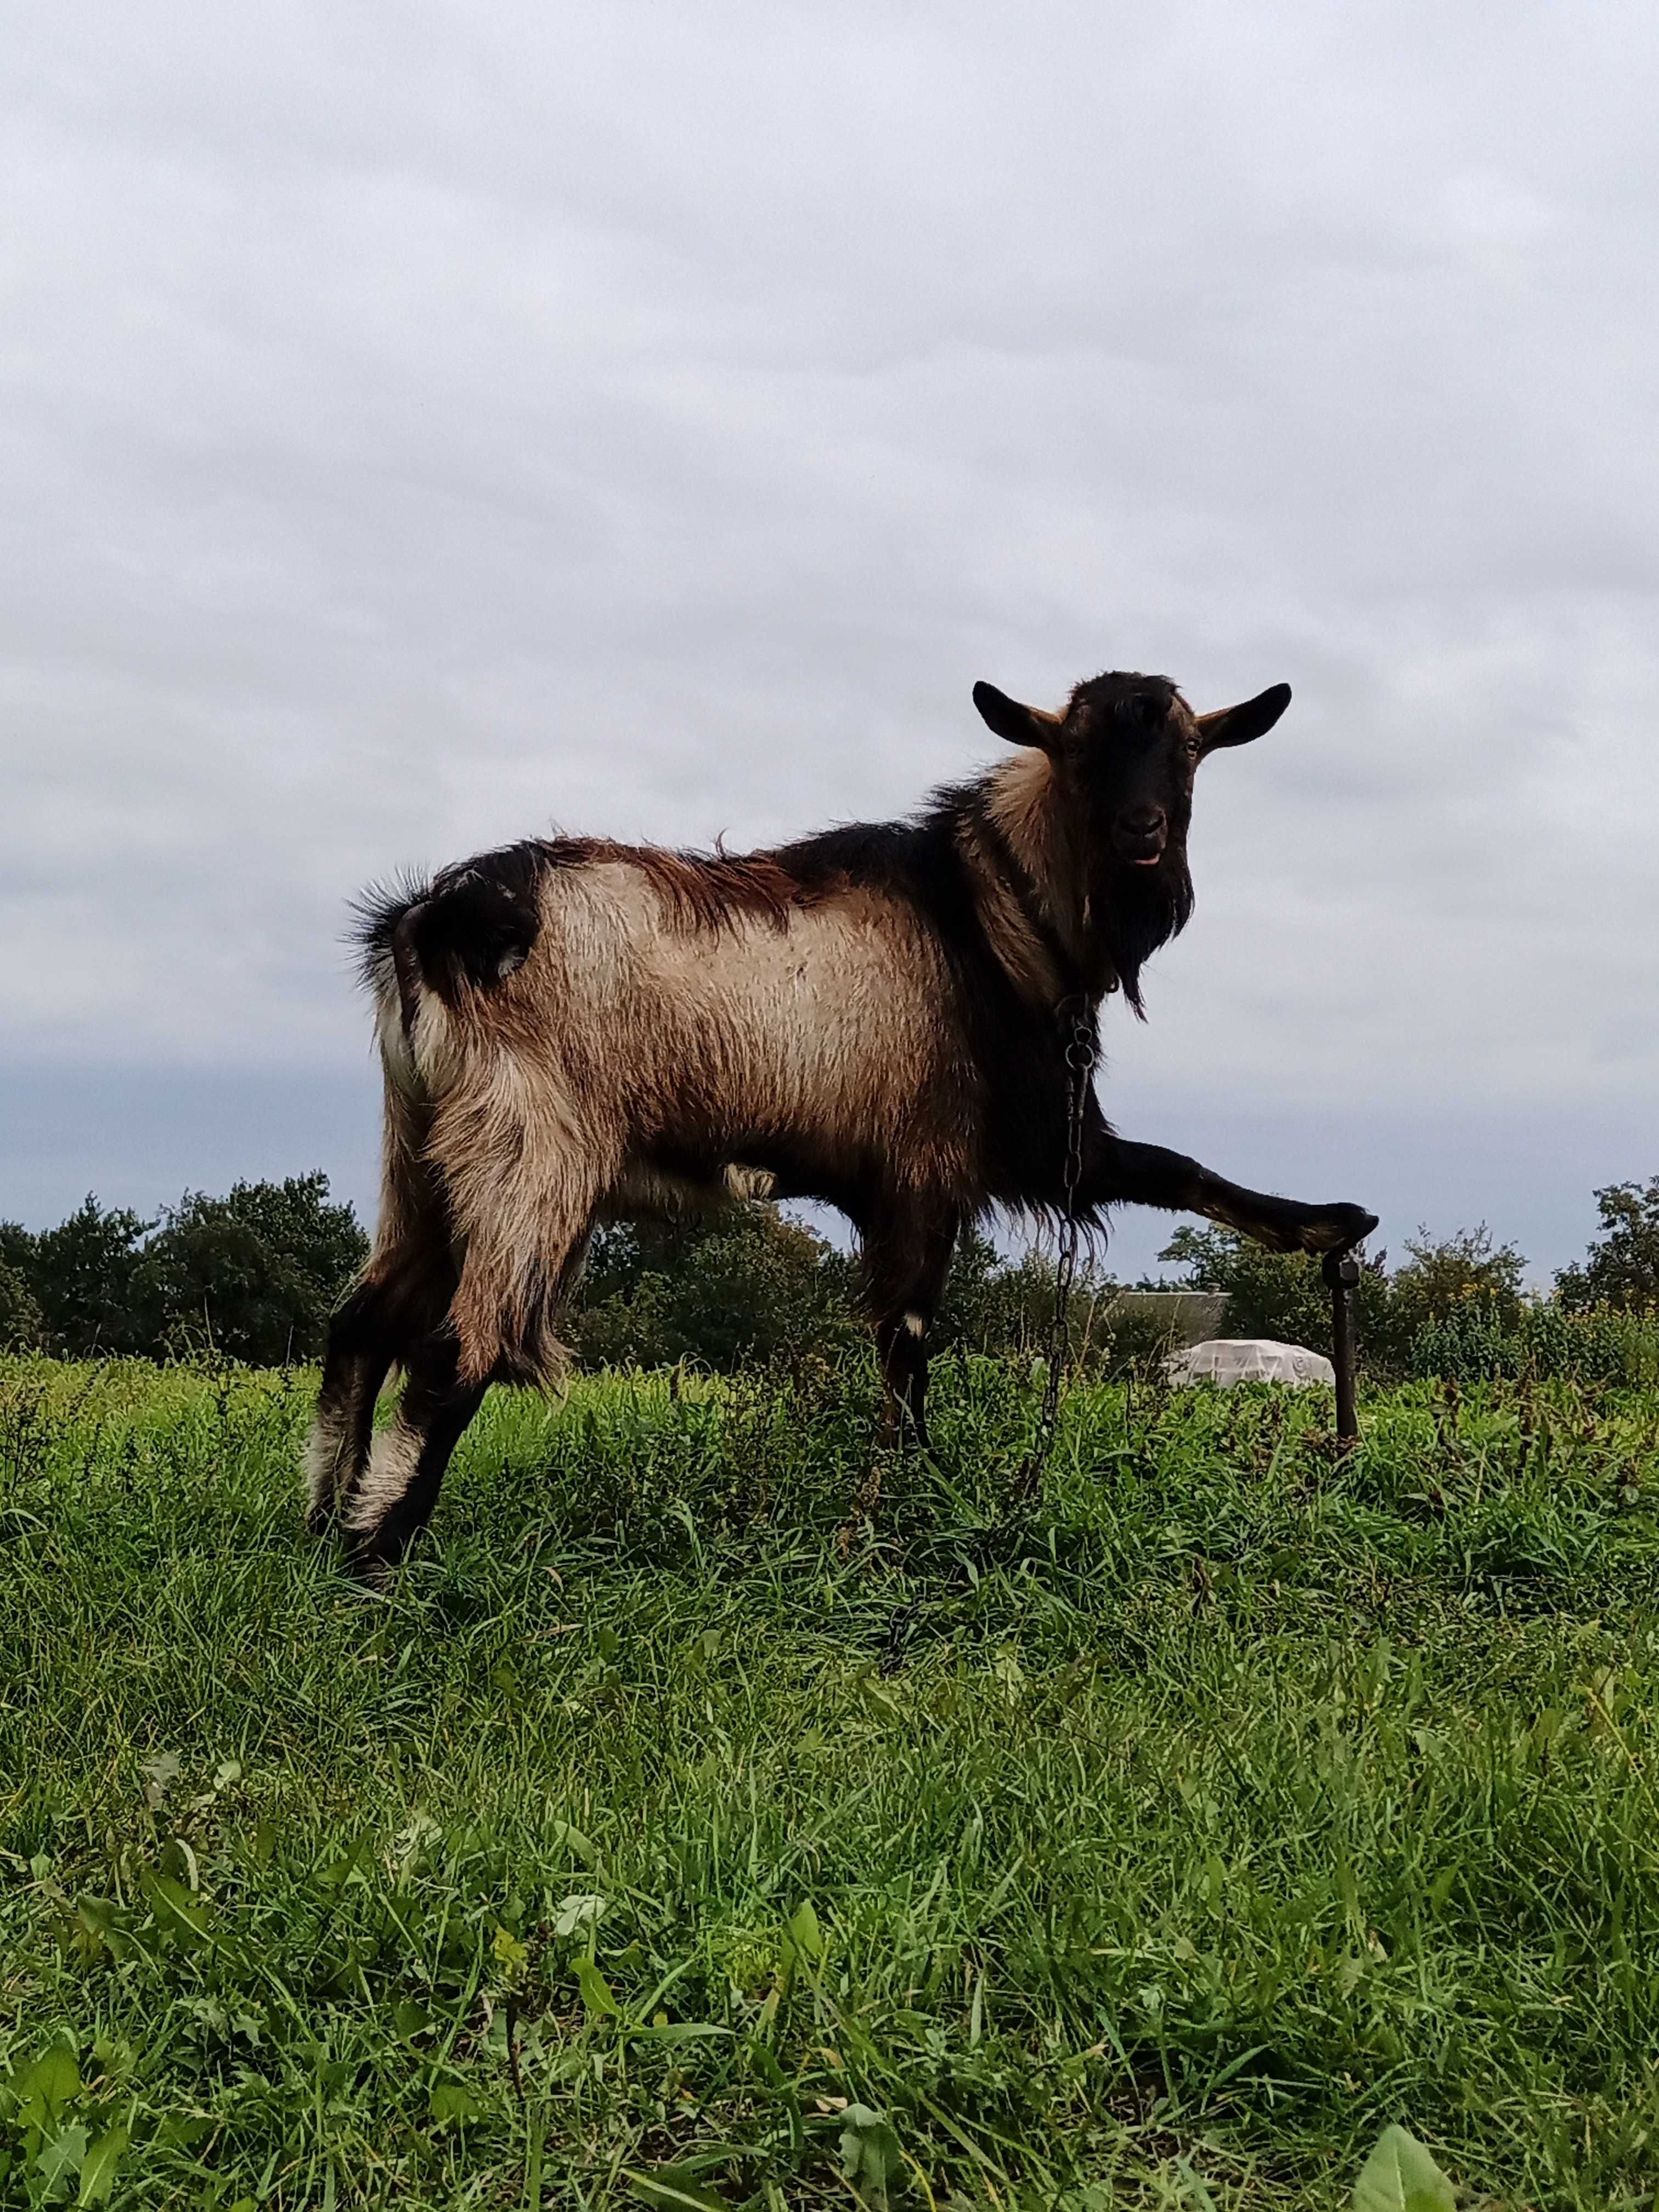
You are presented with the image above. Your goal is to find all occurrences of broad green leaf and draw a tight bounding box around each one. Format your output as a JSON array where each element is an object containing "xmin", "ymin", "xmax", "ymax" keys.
[
  {"xmin": 625, "ymin": 2165, "xmax": 736, "ymax": 2211},
  {"xmin": 138, "ymin": 1865, "xmax": 209, "ymax": 1942},
  {"xmin": 77, "ymin": 2124, "xmax": 128, "ymax": 2207},
  {"xmin": 155, "ymin": 2114, "xmax": 211, "ymax": 2150},
  {"xmin": 18, "ymin": 2044, "xmax": 81, "ymax": 2130},
  {"xmin": 157, "ymin": 1836, "xmax": 200, "ymax": 1890},
  {"xmin": 1353, "ymin": 2124, "xmax": 1456, "ymax": 2212},
  {"xmin": 840, "ymin": 2103, "xmax": 902, "ymax": 2205},
  {"xmin": 429, "ymin": 2080, "xmax": 486, "ymax": 2127},
  {"xmin": 574, "ymin": 1957, "xmax": 620, "ymax": 2017},
  {"xmin": 70, "ymin": 1897, "xmax": 132, "ymax": 1966},
  {"xmin": 492, "ymin": 1924, "xmax": 529, "ymax": 1977},
  {"xmin": 89, "ymin": 2034, "xmax": 136, "ymax": 2090},
  {"xmin": 36, "ymin": 2124, "xmax": 89, "ymax": 2192},
  {"xmin": 391, "ymin": 1997, "xmax": 430, "ymax": 2040},
  {"xmin": 786, "ymin": 1900, "xmax": 824, "ymax": 1964},
  {"xmin": 313, "ymin": 1837, "xmax": 370, "ymax": 1893},
  {"xmin": 549, "ymin": 1820, "xmax": 600, "ymax": 1868}
]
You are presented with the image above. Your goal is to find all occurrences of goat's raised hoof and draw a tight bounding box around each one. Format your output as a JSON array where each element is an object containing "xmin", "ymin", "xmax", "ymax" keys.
[{"xmin": 1297, "ymin": 1204, "xmax": 1379, "ymax": 1255}]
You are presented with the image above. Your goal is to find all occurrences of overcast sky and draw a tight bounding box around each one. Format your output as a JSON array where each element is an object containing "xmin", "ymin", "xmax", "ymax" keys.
[{"xmin": 3, "ymin": 1, "xmax": 1656, "ymax": 1281}]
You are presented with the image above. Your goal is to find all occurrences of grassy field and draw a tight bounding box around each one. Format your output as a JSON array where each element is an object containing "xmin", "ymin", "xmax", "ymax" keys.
[{"xmin": 2, "ymin": 1352, "xmax": 1657, "ymax": 2211}]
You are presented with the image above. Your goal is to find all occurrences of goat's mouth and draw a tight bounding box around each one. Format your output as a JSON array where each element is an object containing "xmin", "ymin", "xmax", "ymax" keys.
[{"xmin": 1113, "ymin": 834, "xmax": 1166, "ymax": 868}]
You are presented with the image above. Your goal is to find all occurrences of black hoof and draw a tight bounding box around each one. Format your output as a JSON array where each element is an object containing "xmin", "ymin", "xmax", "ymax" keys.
[
  {"xmin": 341, "ymin": 1538, "xmax": 399, "ymax": 1592},
  {"xmin": 1301, "ymin": 1205, "xmax": 1378, "ymax": 1255}
]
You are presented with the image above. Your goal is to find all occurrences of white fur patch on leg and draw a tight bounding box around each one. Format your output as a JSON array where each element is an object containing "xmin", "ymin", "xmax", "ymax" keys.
[
  {"xmin": 344, "ymin": 1420, "xmax": 424, "ymax": 1536},
  {"xmin": 903, "ymin": 1311, "xmax": 928, "ymax": 1338},
  {"xmin": 723, "ymin": 1164, "xmax": 777, "ymax": 1201}
]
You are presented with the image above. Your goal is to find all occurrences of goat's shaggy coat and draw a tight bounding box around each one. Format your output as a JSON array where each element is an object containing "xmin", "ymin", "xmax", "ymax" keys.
[{"xmin": 308, "ymin": 670, "xmax": 1377, "ymax": 1577}]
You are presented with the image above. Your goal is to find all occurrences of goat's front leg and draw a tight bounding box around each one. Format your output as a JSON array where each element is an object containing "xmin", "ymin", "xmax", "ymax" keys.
[
  {"xmin": 862, "ymin": 1206, "xmax": 961, "ymax": 1457},
  {"xmin": 1082, "ymin": 1132, "xmax": 1377, "ymax": 1256}
]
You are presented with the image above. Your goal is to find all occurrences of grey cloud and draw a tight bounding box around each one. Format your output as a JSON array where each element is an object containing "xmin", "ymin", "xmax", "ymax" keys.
[{"xmin": 3, "ymin": 1, "xmax": 1656, "ymax": 1273}]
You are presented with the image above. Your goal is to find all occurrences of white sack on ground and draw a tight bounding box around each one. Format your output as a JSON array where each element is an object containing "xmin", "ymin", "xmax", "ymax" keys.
[{"xmin": 1165, "ymin": 1339, "xmax": 1335, "ymax": 1389}]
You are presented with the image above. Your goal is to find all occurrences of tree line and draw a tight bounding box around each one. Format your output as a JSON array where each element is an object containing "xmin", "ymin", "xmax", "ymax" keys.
[{"xmin": 3, "ymin": 1171, "xmax": 1657, "ymax": 1382}]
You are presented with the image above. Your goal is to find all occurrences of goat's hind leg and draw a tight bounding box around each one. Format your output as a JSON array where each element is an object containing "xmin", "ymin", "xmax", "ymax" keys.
[
  {"xmin": 304, "ymin": 1282, "xmax": 399, "ymax": 1534},
  {"xmin": 337, "ymin": 1186, "xmax": 596, "ymax": 1582},
  {"xmin": 340, "ymin": 1330, "xmax": 488, "ymax": 1585},
  {"xmin": 304, "ymin": 1235, "xmax": 458, "ymax": 1534}
]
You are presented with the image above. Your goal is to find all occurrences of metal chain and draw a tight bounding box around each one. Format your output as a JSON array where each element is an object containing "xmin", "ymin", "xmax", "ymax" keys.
[
  {"xmin": 879, "ymin": 996, "xmax": 1098, "ymax": 1672},
  {"xmin": 1010, "ymin": 996, "xmax": 1099, "ymax": 1508}
]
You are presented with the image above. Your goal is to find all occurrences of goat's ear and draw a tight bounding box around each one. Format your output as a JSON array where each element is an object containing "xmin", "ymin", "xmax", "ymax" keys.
[
  {"xmin": 972, "ymin": 681, "xmax": 1065, "ymax": 749},
  {"xmin": 1195, "ymin": 682, "xmax": 1291, "ymax": 753}
]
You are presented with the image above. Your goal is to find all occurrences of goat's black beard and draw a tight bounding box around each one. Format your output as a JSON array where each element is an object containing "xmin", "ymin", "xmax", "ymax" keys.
[{"xmin": 1102, "ymin": 859, "xmax": 1194, "ymax": 1017}]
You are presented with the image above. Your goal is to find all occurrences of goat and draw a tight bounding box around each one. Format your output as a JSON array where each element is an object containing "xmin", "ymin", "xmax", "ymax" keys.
[{"xmin": 306, "ymin": 669, "xmax": 1377, "ymax": 1578}]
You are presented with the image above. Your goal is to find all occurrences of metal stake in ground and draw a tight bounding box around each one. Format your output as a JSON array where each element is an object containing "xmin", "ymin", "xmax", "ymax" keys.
[{"xmin": 1322, "ymin": 1248, "xmax": 1362, "ymax": 1449}]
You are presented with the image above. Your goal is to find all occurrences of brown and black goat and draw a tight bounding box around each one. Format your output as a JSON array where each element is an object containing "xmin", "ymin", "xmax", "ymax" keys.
[{"xmin": 307, "ymin": 669, "xmax": 1377, "ymax": 1578}]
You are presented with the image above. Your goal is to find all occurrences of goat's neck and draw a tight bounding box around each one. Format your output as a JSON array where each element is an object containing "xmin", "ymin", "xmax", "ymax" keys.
[{"xmin": 980, "ymin": 751, "xmax": 1105, "ymax": 1002}]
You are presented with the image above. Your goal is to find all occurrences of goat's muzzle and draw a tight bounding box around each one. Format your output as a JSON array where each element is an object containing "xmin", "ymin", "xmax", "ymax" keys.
[{"xmin": 1113, "ymin": 809, "xmax": 1168, "ymax": 867}]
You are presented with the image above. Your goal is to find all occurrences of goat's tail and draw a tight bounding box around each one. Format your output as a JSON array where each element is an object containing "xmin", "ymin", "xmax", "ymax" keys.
[
  {"xmin": 352, "ymin": 872, "xmax": 592, "ymax": 1392},
  {"xmin": 332, "ymin": 907, "xmax": 460, "ymax": 1354}
]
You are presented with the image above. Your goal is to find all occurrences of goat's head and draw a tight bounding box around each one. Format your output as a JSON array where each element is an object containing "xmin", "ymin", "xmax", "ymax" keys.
[{"xmin": 970, "ymin": 668, "xmax": 1290, "ymax": 1006}]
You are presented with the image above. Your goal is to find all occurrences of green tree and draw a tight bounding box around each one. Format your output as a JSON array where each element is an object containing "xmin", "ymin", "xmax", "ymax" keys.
[
  {"xmin": 1158, "ymin": 1223, "xmax": 1397, "ymax": 1365},
  {"xmin": 1158, "ymin": 1224, "xmax": 1335, "ymax": 1351},
  {"xmin": 0, "ymin": 1259, "xmax": 42, "ymax": 1351},
  {"xmin": 5, "ymin": 1197, "xmax": 153, "ymax": 1356},
  {"xmin": 133, "ymin": 1175, "xmax": 368, "ymax": 1364},
  {"xmin": 1159, "ymin": 1221, "xmax": 1533, "ymax": 1378},
  {"xmin": 1555, "ymin": 1178, "xmax": 1659, "ymax": 1313}
]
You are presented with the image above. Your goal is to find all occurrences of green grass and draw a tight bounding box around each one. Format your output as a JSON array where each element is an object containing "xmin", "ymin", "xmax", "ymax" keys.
[{"xmin": 2, "ymin": 1352, "xmax": 1658, "ymax": 2210}]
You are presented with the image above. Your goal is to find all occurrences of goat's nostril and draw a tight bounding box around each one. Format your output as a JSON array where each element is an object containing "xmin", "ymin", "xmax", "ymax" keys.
[{"xmin": 1121, "ymin": 809, "xmax": 1165, "ymax": 837}]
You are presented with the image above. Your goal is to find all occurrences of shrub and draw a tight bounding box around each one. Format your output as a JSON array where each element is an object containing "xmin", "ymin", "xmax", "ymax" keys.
[
  {"xmin": 1388, "ymin": 1224, "xmax": 1526, "ymax": 1341},
  {"xmin": 933, "ymin": 1228, "xmax": 1119, "ymax": 1362},
  {"xmin": 569, "ymin": 1206, "xmax": 861, "ymax": 1371},
  {"xmin": 1159, "ymin": 1222, "xmax": 1541, "ymax": 1382},
  {"xmin": 1409, "ymin": 1302, "xmax": 1519, "ymax": 1382},
  {"xmin": 1156, "ymin": 1223, "xmax": 1390, "ymax": 1363},
  {"xmin": 1555, "ymin": 1177, "xmax": 1659, "ymax": 1313},
  {"xmin": 13, "ymin": 1169, "xmax": 1659, "ymax": 1391},
  {"xmin": 1517, "ymin": 1301, "xmax": 1659, "ymax": 1385},
  {"xmin": 569, "ymin": 1212, "xmax": 1130, "ymax": 1375},
  {"xmin": 1093, "ymin": 1297, "xmax": 1186, "ymax": 1376},
  {"xmin": 1410, "ymin": 1298, "xmax": 1659, "ymax": 1387}
]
